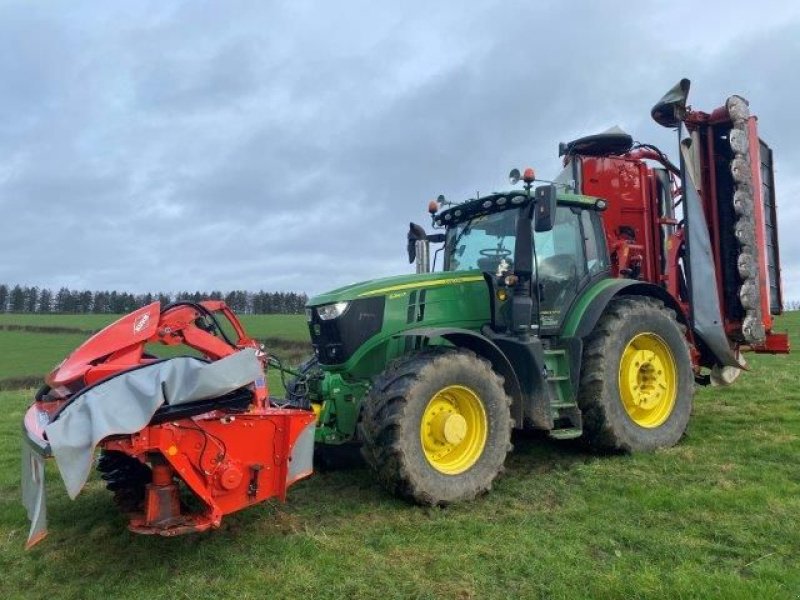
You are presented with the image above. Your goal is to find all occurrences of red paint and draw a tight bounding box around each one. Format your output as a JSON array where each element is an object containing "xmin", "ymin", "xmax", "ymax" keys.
[
  {"xmin": 571, "ymin": 97, "xmax": 787, "ymax": 365},
  {"xmin": 580, "ymin": 156, "xmax": 657, "ymax": 282},
  {"xmin": 47, "ymin": 301, "xmax": 261, "ymax": 390},
  {"xmin": 752, "ymin": 332, "xmax": 790, "ymax": 354},
  {"xmin": 29, "ymin": 300, "xmax": 315, "ymax": 538},
  {"xmin": 745, "ymin": 117, "xmax": 773, "ymax": 333},
  {"xmin": 47, "ymin": 302, "xmax": 160, "ymax": 387},
  {"xmin": 106, "ymin": 406, "xmax": 314, "ymax": 536}
]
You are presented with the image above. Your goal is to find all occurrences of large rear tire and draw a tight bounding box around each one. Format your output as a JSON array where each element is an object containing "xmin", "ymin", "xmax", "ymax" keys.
[
  {"xmin": 578, "ymin": 296, "xmax": 694, "ymax": 451},
  {"xmin": 359, "ymin": 348, "xmax": 512, "ymax": 505}
]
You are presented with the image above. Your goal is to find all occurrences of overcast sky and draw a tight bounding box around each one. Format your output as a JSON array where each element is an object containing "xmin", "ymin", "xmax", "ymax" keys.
[{"xmin": 1, "ymin": 1, "xmax": 798, "ymax": 300}]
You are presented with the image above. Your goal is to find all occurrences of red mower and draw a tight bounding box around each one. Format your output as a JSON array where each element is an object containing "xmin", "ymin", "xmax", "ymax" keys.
[{"xmin": 22, "ymin": 301, "xmax": 315, "ymax": 548}]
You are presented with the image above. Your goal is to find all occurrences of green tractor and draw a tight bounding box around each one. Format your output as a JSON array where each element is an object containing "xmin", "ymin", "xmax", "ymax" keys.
[{"xmin": 292, "ymin": 82, "xmax": 786, "ymax": 505}]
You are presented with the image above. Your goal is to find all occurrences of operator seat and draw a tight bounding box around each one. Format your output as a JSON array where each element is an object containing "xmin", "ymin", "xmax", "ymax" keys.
[
  {"xmin": 537, "ymin": 254, "xmax": 579, "ymax": 308},
  {"xmin": 477, "ymin": 257, "xmax": 502, "ymax": 273},
  {"xmin": 537, "ymin": 254, "xmax": 577, "ymax": 280}
]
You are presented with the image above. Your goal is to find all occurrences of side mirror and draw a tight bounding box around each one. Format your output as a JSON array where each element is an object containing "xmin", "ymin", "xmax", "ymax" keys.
[
  {"xmin": 407, "ymin": 222, "xmax": 426, "ymax": 264},
  {"xmin": 533, "ymin": 185, "xmax": 557, "ymax": 232}
]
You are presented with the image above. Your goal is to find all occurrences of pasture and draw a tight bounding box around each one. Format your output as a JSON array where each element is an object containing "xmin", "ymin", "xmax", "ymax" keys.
[
  {"xmin": 0, "ymin": 312, "xmax": 797, "ymax": 599},
  {"xmin": 0, "ymin": 313, "xmax": 310, "ymax": 392}
]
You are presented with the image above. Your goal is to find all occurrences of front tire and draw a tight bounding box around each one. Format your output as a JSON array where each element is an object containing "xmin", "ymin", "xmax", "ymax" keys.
[
  {"xmin": 359, "ymin": 348, "xmax": 512, "ymax": 505},
  {"xmin": 578, "ymin": 296, "xmax": 694, "ymax": 451}
]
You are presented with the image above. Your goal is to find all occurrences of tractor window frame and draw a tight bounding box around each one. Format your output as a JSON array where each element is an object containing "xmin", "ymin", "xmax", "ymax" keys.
[
  {"xmin": 536, "ymin": 206, "xmax": 611, "ymax": 335},
  {"xmin": 580, "ymin": 209, "xmax": 610, "ymax": 279},
  {"xmin": 534, "ymin": 206, "xmax": 587, "ymax": 330}
]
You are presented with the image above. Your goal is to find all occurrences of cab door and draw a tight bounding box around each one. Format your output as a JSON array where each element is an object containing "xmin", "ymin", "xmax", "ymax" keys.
[{"xmin": 534, "ymin": 206, "xmax": 609, "ymax": 331}]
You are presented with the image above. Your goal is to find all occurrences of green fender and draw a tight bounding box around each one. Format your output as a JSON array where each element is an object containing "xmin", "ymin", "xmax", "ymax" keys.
[
  {"xmin": 395, "ymin": 327, "xmax": 525, "ymax": 424},
  {"xmin": 562, "ymin": 278, "xmax": 689, "ymax": 340}
]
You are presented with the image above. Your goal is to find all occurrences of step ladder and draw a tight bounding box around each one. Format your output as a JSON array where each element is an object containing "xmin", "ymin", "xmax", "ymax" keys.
[{"xmin": 543, "ymin": 348, "xmax": 582, "ymax": 440}]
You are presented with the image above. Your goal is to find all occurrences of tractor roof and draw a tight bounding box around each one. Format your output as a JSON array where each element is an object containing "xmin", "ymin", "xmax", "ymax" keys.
[{"xmin": 432, "ymin": 189, "xmax": 604, "ymax": 228}]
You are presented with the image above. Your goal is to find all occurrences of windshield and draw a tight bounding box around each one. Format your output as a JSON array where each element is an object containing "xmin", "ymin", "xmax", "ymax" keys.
[{"xmin": 445, "ymin": 210, "xmax": 518, "ymax": 272}]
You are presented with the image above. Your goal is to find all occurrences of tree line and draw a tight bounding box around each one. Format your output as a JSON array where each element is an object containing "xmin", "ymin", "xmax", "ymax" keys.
[
  {"xmin": 784, "ymin": 299, "xmax": 800, "ymax": 311},
  {"xmin": 0, "ymin": 284, "xmax": 308, "ymax": 315}
]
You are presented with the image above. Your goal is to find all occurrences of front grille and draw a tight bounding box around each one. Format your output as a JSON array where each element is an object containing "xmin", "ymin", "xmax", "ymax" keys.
[{"xmin": 308, "ymin": 296, "xmax": 385, "ymax": 365}]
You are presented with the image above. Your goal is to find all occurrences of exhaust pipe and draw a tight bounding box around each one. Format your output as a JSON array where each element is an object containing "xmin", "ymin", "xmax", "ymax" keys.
[{"xmin": 415, "ymin": 239, "xmax": 430, "ymax": 273}]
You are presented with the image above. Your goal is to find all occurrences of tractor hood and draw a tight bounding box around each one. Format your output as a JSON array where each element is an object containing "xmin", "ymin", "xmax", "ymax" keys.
[{"xmin": 307, "ymin": 270, "xmax": 484, "ymax": 307}]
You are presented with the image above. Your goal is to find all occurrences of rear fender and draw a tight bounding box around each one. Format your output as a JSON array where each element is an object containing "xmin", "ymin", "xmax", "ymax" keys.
[
  {"xmin": 395, "ymin": 327, "xmax": 524, "ymax": 425},
  {"xmin": 562, "ymin": 279, "xmax": 690, "ymax": 341}
]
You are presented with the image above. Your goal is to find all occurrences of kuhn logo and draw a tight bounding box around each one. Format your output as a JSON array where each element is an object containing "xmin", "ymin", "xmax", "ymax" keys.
[{"xmin": 133, "ymin": 313, "xmax": 151, "ymax": 334}]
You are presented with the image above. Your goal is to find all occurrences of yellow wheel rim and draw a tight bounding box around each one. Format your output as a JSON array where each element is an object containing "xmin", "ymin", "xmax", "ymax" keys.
[
  {"xmin": 618, "ymin": 333, "xmax": 677, "ymax": 428},
  {"xmin": 420, "ymin": 385, "xmax": 488, "ymax": 475}
]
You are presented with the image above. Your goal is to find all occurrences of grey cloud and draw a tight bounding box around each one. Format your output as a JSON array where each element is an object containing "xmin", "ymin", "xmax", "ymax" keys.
[{"xmin": 0, "ymin": 0, "xmax": 798, "ymax": 301}]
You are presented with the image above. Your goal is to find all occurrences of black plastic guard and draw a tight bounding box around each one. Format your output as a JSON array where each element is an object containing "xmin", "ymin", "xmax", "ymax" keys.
[{"xmin": 680, "ymin": 139, "xmax": 742, "ymax": 368}]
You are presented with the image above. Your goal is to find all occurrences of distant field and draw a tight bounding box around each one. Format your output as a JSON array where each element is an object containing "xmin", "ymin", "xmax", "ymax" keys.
[
  {"xmin": 0, "ymin": 313, "xmax": 124, "ymax": 330},
  {"xmin": 0, "ymin": 313, "xmax": 797, "ymax": 598},
  {"xmin": 0, "ymin": 313, "xmax": 310, "ymax": 391},
  {"xmin": 0, "ymin": 331, "xmax": 90, "ymax": 381},
  {"xmin": 0, "ymin": 312, "xmax": 309, "ymax": 341}
]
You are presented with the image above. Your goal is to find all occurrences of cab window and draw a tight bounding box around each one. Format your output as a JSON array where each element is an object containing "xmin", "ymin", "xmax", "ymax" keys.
[
  {"xmin": 534, "ymin": 206, "xmax": 585, "ymax": 327},
  {"xmin": 581, "ymin": 210, "xmax": 609, "ymax": 276},
  {"xmin": 445, "ymin": 210, "xmax": 517, "ymax": 272}
]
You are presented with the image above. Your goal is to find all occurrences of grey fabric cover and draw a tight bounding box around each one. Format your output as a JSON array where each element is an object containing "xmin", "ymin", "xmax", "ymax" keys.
[
  {"xmin": 286, "ymin": 421, "xmax": 315, "ymax": 485},
  {"xmin": 45, "ymin": 349, "xmax": 263, "ymax": 499},
  {"xmin": 680, "ymin": 140, "xmax": 741, "ymax": 369},
  {"xmin": 21, "ymin": 442, "xmax": 47, "ymax": 548}
]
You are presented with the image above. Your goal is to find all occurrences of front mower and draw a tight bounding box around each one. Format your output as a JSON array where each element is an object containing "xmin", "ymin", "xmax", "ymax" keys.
[{"xmin": 22, "ymin": 301, "xmax": 315, "ymax": 547}]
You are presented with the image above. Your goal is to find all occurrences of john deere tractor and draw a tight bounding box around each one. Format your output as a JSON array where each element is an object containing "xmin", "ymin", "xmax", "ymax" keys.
[{"xmin": 294, "ymin": 79, "xmax": 787, "ymax": 505}]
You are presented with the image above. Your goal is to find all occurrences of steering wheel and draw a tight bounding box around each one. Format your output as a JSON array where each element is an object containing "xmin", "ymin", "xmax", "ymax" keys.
[{"xmin": 479, "ymin": 247, "xmax": 512, "ymax": 258}]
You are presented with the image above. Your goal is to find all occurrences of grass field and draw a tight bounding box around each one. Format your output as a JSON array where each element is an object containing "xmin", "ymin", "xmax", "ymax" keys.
[
  {"xmin": 0, "ymin": 331, "xmax": 91, "ymax": 380},
  {"xmin": 0, "ymin": 313, "xmax": 310, "ymax": 391},
  {"xmin": 0, "ymin": 312, "xmax": 310, "ymax": 341},
  {"xmin": 0, "ymin": 313, "xmax": 798, "ymax": 599}
]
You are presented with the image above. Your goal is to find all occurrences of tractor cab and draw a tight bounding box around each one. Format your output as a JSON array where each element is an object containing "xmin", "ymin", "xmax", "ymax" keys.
[{"xmin": 414, "ymin": 176, "xmax": 610, "ymax": 334}]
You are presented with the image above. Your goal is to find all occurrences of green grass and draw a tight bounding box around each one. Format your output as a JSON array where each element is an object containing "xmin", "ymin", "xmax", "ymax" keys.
[
  {"xmin": 0, "ymin": 331, "xmax": 93, "ymax": 380},
  {"xmin": 0, "ymin": 314, "xmax": 798, "ymax": 598},
  {"xmin": 0, "ymin": 313, "xmax": 125, "ymax": 329},
  {"xmin": 0, "ymin": 312, "xmax": 309, "ymax": 340},
  {"xmin": 0, "ymin": 314, "xmax": 309, "ymax": 390}
]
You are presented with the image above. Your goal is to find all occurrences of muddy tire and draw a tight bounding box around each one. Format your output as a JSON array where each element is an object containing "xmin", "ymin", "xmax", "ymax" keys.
[
  {"xmin": 359, "ymin": 348, "xmax": 512, "ymax": 505},
  {"xmin": 578, "ymin": 296, "xmax": 694, "ymax": 451}
]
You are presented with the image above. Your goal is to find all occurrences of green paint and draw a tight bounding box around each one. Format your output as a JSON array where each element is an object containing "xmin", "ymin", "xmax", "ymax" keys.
[
  {"xmin": 307, "ymin": 194, "xmax": 615, "ymax": 445},
  {"xmin": 309, "ymin": 272, "xmax": 491, "ymax": 444},
  {"xmin": 308, "ymin": 271, "xmax": 486, "ymax": 306},
  {"xmin": 561, "ymin": 278, "xmax": 628, "ymax": 338},
  {"xmin": 556, "ymin": 192, "xmax": 605, "ymax": 208}
]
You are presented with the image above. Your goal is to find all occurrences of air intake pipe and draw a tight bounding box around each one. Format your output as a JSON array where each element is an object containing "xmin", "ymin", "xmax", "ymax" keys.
[{"xmin": 415, "ymin": 239, "xmax": 430, "ymax": 273}]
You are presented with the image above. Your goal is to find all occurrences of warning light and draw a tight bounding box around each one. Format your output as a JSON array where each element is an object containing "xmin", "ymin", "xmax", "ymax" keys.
[{"xmin": 523, "ymin": 168, "xmax": 535, "ymax": 183}]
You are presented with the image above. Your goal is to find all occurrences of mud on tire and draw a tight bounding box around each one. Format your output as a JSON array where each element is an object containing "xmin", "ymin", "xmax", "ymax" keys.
[
  {"xmin": 577, "ymin": 295, "xmax": 694, "ymax": 452},
  {"xmin": 358, "ymin": 347, "xmax": 513, "ymax": 505}
]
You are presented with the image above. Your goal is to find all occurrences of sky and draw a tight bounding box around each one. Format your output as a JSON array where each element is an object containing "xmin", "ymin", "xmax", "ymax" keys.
[{"xmin": 0, "ymin": 0, "xmax": 798, "ymax": 299}]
